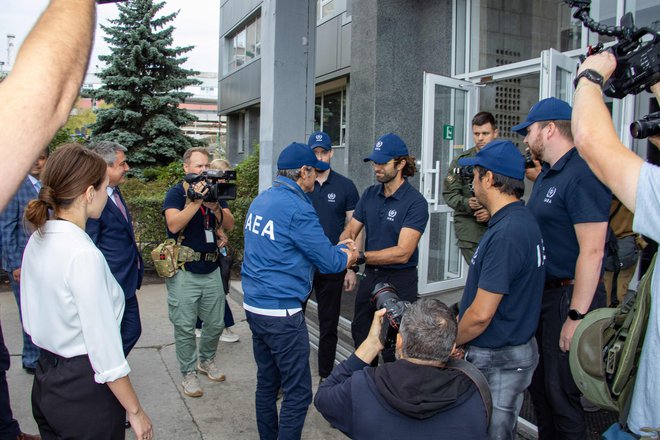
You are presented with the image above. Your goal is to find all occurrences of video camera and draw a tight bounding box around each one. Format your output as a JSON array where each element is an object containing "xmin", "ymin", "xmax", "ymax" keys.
[
  {"xmin": 370, "ymin": 283, "xmax": 411, "ymax": 350},
  {"xmin": 630, "ymin": 111, "xmax": 660, "ymax": 139},
  {"xmin": 565, "ymin": 1, "xmax": 660, "ymax": 99},
  {"xmin": 184, "ymin": 170, "xmax": 237, "ymax": 203}
]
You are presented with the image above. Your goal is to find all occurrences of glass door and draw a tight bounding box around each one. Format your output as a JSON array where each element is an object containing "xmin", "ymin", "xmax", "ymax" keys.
[
  {"xmin": 540, "ymin": 48, "xmax": 578, "ymax": 103},
  {"xmin": 418, "ymin": 72, "xmax": 477, "ymax": 295}
]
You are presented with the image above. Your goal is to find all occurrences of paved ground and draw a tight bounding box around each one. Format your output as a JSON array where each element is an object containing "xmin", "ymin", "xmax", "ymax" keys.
[{"xmin": 1, "ymin": 281, "xmax": 341, "ymax": 440}]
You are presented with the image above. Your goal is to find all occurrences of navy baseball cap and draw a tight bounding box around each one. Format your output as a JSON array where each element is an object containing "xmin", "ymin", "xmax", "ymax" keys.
[
  {"xmin": 363, "ymin": 133, "xmax": 409, "ymax": 163},
  {"xmin": 512, "ymin": 97, "xmax": 572, "ymax": 136},
  {"xmin": 277, "ymin": 142, "xmax": 330, "ymax": 171},
  {"xmin": 458, "ymin": 140, "xmax": 525, "ymax": 181},
  {"xmin": 308, "ymin": 131, "xmax": 332, "ymax": 150}
]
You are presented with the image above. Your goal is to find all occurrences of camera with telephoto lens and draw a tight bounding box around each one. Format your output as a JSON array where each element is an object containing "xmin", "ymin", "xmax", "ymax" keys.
[
  {"xmin": 565, "ymin": 1, "xmax": 660, "ymax": 99},
  {"xmin": 630, "ymin": 111, "xmax": 660, "ymax": 139},
  {"xmin": 184, "ymin": 170, "xmax": 237, "ymax": 202},
  {"xmin": 370, "ymin": 283, "xmax": 411, "ymax": 349}
]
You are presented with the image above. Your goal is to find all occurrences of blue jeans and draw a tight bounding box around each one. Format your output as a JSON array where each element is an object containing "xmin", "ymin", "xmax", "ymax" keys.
[
  {"xmin": 9, "ymin": 278, "xmax": 40, "ymax": 369},
  {"xmin": 466, "ymin": 338, "xmax": 539, "ymax": 440},
  {"xmin": 246, "ymin": 310, "xmax": 312, "ymax": 440}
]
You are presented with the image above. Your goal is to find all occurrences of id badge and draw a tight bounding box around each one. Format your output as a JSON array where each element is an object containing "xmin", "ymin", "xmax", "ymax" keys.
[{"xmin": 205, "ymin": 229, "xmax": 215, "ymax": 244}]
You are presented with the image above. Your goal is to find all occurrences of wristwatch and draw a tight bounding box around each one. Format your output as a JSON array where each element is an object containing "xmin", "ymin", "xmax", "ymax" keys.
[
  {"xmin": 573, "ymin": 69, "xmax": 604, "ymax": 89},
  {"xmin": 356, "ymin": 251, "xmax": 366, "ymax": 266},
  {"xmin": 568, "ymin": 309, "xmax": 587, "ymax": 321}
]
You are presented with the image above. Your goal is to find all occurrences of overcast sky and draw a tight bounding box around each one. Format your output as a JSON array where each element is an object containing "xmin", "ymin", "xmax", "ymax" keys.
[{"xmin": 0, "ymin": 0, "xmax": 220, "ymax": 74}]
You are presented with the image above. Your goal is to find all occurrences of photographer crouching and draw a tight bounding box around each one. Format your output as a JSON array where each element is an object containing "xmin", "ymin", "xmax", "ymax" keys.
[
  {"xmin": 572, "ymin": 51, "xmax": 660, "ymax": 438},
  {"xmin": 314, "ymin": 296, "xmax": 489, "ymax": 439}
]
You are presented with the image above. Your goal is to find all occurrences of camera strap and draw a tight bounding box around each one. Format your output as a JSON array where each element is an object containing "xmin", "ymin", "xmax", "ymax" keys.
[{"xmin": 445, "ymin": 358, "xmax": 492, "ymax": 424}]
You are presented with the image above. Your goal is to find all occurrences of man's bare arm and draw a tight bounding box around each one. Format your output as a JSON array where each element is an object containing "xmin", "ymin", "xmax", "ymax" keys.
[
  {"xmin": 456, "ymin": 288, "xmax": 503, "ymax": 346},
  {"xmin": 559, "ymin": 221, "xmax": 608, "ymax": 352},
  {"xmin": 572, "ymin": 52, "xmax": 646, "ymax": 212},
  {"xmin": 0, "ymin": 0, "xmax": 96, "ymax": 211},
  {"xmin": 363, "ymin": 228, "xmax": 422, "ymax": 266}
]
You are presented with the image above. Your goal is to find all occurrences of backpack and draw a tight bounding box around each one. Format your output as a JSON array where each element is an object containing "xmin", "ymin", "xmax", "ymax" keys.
[{"xmin": 569, "ymin": 253, "xmax": 656, "ymax": 422}]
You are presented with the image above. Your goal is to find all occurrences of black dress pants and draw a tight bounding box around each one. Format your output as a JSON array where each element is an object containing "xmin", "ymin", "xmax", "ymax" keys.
[
  {"xmin": 32, "ymin": 350, "xmax": 125, "ymax": 440},
  {"xmin": 351, "ymin": 266, "xmax": 418, "ymax": 365},
  {"xmin": 0, "ymin": 320, "xmax": 21, "ymax": 439},
  {"xmin": 313, "ymin": 270, "xmax": 346, "ymax": 378},
  {"xmin": 529, "ymin": 283, "xmax": 606, "ymax": 440}
]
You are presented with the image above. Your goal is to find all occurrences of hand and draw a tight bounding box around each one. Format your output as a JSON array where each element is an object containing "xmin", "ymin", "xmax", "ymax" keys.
[
  {"xmin": 559, "ymin": 319, "xmax": 581, "ymax": 352},
  {"xmin": 450, "ymin": 345, "xmax": 465, "ymax": 360},
  {"xmin": 12, "ymin": 268, "xmax": 20, "ymax": 283},
  {"xmin": 354, "ymin": 309, "xmax": 386, "ymax": 364},
  {"xmin": 474, "ymin": 208, "xmax": 490, "ymax": 223},
  {"xmin": 649, "ymin": 136, "xmax": 660, "ymax": 149},
  {"xmin": 578, "ymin": 51, "xmax": 616, "ymax": 83},
  {"xmin": 468, "ymin": 197, "xmax": 483, "ymax": 211},
  {"xmin": 525, "ymin": 160, "xmax": 542, "ymax": 182},
  {"xmin": 341, "ymin": 246, "xmax": 359, "ymax": 269},
  {"xmin": 216, "ymin": 228, "xmax": 228, "ymax": 248},
  {"xmin": 343, "ymin": 269, "xmax": 357, "ymax": 292},
  {"xmin": 202, "ymin": 201, "xmax": 219, "ymax": 211},
  {"xmin": 337, "ymin": 238, "xmax": 356, "ymax": 250},
  {"xmin": 128, "ymin": 407, "xmax": 153, "ymax": 440}
]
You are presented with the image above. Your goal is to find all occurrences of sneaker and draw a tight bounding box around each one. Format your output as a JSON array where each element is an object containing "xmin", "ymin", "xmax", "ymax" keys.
[
  {"xmin": 198, "ymin": 359, "xmax": 226, "ymax": 382},
  {"xmin": 219, "ymin": 327, "xmax": 240, "ymax": 343},
  {"xmin": 182, "ymin": 372, "xmax": 203, "ymax": 397}
]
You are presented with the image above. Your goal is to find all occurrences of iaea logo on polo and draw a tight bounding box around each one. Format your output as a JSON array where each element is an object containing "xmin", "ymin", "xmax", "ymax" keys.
[
  {"xmin": 544, "ymin": 186, "xmax": 557, "ymax": 204},
  {"xmin": 387, "ymin": 209, "xmax": 397, "ymax": 221},
  {"xmin": 327, "ymin": 193, "xmax": 336, "ymax": 203},
  {"xmin": 316, "ymin": 134, "xmax": 323, "ymax": 142},
  {"xmin": 375, "ymin": 141, "xmax": 383, "ymax": 150}
]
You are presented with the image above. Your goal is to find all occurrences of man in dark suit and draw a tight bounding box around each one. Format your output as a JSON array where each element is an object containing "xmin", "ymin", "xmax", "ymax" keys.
[
  {"xmin": 1, "ymin": 148, "xmax": 47, "ymax": 374},
  {"xmin": 86, "ymin": 141, "xmax": 144, "ymax": 355}
]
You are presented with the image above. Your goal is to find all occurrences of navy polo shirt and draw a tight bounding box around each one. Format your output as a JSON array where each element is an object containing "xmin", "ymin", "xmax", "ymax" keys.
[
  {"xmin": 162, "ymin": 182, "xmax": 229, "ymax": 274},
  {"xmin": 460, "ymin": 201, "xmax": 545, "ymax": 348},
  {"xmin": 527, "ymin": 148, "xmax": 611, "ymax": 280},
  {"xmin": 353, "ymin": 180, "xmax": 429, "ymax": 270},
  {"xmin": 309, "ymin": 170, "xmax": 360, "ymax": 245}
]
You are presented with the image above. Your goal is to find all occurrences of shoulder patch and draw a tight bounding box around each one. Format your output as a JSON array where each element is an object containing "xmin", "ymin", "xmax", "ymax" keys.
[{"xmin": 446, "ymin": 174, "xmax": 456, "ymax": 183}]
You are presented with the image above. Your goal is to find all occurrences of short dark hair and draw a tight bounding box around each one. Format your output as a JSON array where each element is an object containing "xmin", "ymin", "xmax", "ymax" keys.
[
  {"xmin": 472, "ymin": 111, "xmax": 497, "ymax": 129},
  {"xmin": 394, "ymin": 156, "xmax": 417, "ymax": 178},
  {"xmin": 474, "ymin": 165, "xmax": 525, "ymax": 199},
  {"xmin": 399, "ymin": 298, "xmax": 457, "ymax": 363},
  {"xmin": 539, "ymin": 120, "xmax": 573, "ymax": 142},
  {"xmin": 183, "ymin": 147, "xmax": 210, "ymax": 163}
]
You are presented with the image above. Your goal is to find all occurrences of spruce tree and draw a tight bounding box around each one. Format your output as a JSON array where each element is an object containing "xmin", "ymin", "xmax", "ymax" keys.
[{"xmin": 91, "ymin": 0, "xmax": 203, "ymax": 168}]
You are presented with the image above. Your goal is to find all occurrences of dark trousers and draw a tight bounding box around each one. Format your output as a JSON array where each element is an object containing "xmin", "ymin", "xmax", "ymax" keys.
[
  {"xmin": 529, "ymin": 283, "xmax": 605, "ymax": 440},
  {"xmin": 121, "ymin": 295, "xmax": 141, "ymax": 356},
  {"xmin": 351, "ymin": 266, "xmax": 418, "ymax": 364},
  {"xmin": 313, "ymin": 270, "xmax": 345, "ymax": 378},
  {"xmin": 246, "ymin": 310, "xmax": 312, "ymax": 440},
  {"xmin": 0, "ymin": 320, "xmax": 20, "ymax": 439},
  {"xmin": 32, "ymin": 351, "xmax": 125, "ymax": 440},
  {"xmin": 9, "ymin": 278, "xmax": 40, "ymax": 369}
]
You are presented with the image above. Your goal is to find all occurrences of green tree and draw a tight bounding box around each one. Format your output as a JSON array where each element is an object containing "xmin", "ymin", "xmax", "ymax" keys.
[{"xmin": 90, "ymin": 0, "xmax": 203, "ymax": 168}]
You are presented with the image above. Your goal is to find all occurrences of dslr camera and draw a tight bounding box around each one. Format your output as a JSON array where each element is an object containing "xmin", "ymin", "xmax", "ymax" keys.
[
  {"xmin": 370, "ymin": 283, "xmax": 411, "ymax": 349},
  {"xmin": 184, "ymin": 170, "xmax": 237, "ymax": 203},
  {"xmin": 452, "ymin": 165, "xmax": 475, "ymax": 194},
  {"xmin": 630, "ymin": 111, "xmax": 660, "ymax": 139}
]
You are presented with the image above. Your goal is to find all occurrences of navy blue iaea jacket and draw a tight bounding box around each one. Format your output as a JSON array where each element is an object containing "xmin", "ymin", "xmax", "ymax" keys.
[{"xmin": 314, "ymin": 354, "xmax": 489, "ymax": 440}]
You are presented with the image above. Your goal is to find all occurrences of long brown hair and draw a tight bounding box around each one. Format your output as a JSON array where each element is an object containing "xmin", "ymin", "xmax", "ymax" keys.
[{"xmin": 25, "ymin": 144, "xmax": 107, "ymax": 230}]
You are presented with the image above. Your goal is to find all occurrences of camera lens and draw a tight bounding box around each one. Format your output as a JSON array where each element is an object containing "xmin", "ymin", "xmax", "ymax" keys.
[{"xmin": 630, "ymin": 120, "xmax": 660, "ymax": 139}]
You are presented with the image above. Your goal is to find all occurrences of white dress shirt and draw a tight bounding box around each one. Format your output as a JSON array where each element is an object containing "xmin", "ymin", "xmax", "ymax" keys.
[{"xmin": 20, "ymin": 220, "xmax": 130, "ymax": 383}]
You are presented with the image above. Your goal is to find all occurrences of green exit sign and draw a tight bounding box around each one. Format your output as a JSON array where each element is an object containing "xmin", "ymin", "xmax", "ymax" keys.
[{"xmin": 443, "ymin": 125, "xmax": 454, "ymax": 140}]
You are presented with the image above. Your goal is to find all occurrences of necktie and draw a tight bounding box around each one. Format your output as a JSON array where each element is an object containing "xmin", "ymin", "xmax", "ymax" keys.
[
  {"xmin": 113, "ymin": 190, "xmax": 128, "ymax": 221},
  {"xmin": 34, "ymin": 180, "xmax": 41, "ymax": 193}
]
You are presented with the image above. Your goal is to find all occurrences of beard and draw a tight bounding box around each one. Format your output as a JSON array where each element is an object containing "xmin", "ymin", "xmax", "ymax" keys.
[
  {"xmin": 528, "ymin": 132, "xmax": 546, "ymax": 162},
  {"xmin": 376, "ymin": 169, "xmax": 398, "ymax": 184}
]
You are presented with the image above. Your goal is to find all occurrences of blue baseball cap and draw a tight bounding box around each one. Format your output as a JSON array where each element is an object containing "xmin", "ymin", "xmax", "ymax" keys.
[
  {"xmin": 458, "ymin": 140, "xmax": 525, "ymax": 181},
  {"xmin": 277, "ymin": 142, "xmax": 330, "ymax": 171},
  {"xmin": 308, "ymin": 131, "xmax": 332, "ymax": 150},
  {"xmin": 512, "ymin": 97, "xmax": 572, "ymax": 136},
  {"xmin": 363, "ymin": 133, "xmax": 409, "ymax": 163}
]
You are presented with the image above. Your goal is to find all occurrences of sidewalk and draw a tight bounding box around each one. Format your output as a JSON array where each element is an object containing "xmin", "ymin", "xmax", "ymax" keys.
[{"xmin": 1, "ymin": 282, "xmax": 342, "ymax": 440}]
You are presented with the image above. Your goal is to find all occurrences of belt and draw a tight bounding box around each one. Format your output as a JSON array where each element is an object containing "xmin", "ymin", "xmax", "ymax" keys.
[
  {"xmin": 544, "ymin": 278, "xmax": 574, "ymax": 289},
  {"xmin": 192, "ymin": 251, "xmax": 219, "ymax": 262}
]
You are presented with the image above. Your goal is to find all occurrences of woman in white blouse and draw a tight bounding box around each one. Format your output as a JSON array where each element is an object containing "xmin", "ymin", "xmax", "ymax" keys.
[{"xmin": 20, "ymin": 144, "xmax": 152, "ymax": 440}]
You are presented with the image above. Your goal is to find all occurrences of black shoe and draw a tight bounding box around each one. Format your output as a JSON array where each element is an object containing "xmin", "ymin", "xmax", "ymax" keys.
[{"xmin": 23, "ymin": 366, "xmax": 36, "ymax": 375}]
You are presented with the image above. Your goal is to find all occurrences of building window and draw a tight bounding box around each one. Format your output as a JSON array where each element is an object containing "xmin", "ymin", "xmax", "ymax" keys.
[
  {"xmin": 318, "ymin": 0, "xmax": 336, "ymax": 20},
  {"xmin": 314, "ymin": 87, "xmax": 347, "ymax": 147},
  {"xmin": 227, "ymin": 14, "xmax": 261, "ymax": 74}
]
